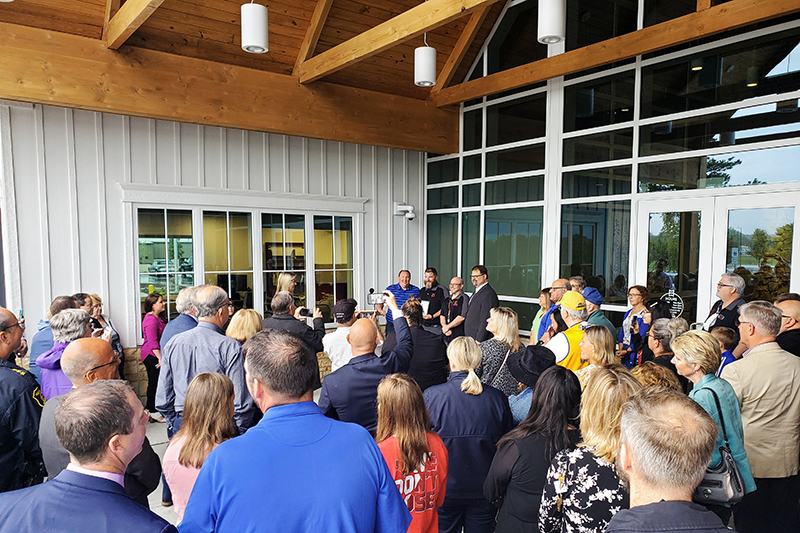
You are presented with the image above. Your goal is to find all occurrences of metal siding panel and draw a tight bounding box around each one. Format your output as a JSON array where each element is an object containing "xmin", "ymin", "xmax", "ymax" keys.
[{"xmin": 179, "ymin": 123, "xmax": 202, "ymax": 188}]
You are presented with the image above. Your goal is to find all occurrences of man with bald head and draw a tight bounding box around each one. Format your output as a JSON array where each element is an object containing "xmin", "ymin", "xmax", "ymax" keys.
[
  {"xmin": 318, "ymin": 291, "xmax": 412, "ymax": 435},
  {"xmin": 38, "ymin": 338, "xmax": 161, "ymax": 507},
  {"xmin": 776, "ymin": 299, "xmax": 800, "ymax": 357},
  {"xmin": 537, "ymin": 278, "xmax": 571, "ymax": 341}
]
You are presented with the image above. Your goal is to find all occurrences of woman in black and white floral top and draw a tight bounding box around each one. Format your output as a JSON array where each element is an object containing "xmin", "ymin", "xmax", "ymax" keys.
[
  {"xmin": 539, "ymin": 366, "xmax": 643, "ymax": 533},
  {"xmin": 479, "ymin": 307, "xmax": 524, "ymax": 397}
]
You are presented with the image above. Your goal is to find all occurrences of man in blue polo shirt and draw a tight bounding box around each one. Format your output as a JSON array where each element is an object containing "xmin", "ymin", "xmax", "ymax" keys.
[{"xmin": 378, "ymin": 270, "xmax": 420, "ymax": 334}]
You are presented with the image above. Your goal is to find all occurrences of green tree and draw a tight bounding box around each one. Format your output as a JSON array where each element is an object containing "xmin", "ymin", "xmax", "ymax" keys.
[
  {"xmin": 772, "ymin": 223, "xmax": 794, "ymax": 261},
  {"xmin": 749, "ymin": 228, "xmax": 772, "ymax": 263}
]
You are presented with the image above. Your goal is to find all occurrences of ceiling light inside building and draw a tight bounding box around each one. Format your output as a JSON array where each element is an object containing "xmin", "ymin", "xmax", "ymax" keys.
[{"xmin": 538, "ymin": 0, "xmax": 566, "ymax": 44}]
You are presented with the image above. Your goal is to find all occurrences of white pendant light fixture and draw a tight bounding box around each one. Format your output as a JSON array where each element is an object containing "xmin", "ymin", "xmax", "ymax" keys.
[
  {"xmin": 241, "ymin": 1, "xmax": 268, "ymax": 54},
  {"xmin": 538, "ymin": 0, "xmax": 566, "ymax": 44},
  {"xmin": 415, "ymin": 34, "xmax": 437, "ymax": 87}
]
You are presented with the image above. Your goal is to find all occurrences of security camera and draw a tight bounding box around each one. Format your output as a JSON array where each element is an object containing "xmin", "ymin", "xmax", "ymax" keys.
[{"xmin": 393, "ymin": 202, "xmax": 416, "ymax": 221}]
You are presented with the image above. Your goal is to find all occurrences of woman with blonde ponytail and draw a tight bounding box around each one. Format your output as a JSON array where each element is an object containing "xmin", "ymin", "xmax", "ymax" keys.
[{"xmin": 423, "ymin": 336, "xmax": 514, "ymax": 533}]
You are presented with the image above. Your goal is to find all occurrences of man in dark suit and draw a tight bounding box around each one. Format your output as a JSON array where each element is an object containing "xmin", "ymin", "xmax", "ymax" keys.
[
  {"xmin": 262, "ymin": 291, "xmax": 324, "ymax": 389},
  {"xmin": 463, "ymin": 265, "xmax": 499, "ymax": 342},
  {"xmin": 160, "ymin": 286, "xmax": 198, "ymax": 351},
  {"xmin": 0, "ymin": 380, "xmax": 176, "ymax": 532},
  {"xmin": 318, "ymin": 291, "xmax": 412, "ymax": 435},
  {"xmin": 39, "ymin": 338, "xmax": 161, "ymax": 507}
]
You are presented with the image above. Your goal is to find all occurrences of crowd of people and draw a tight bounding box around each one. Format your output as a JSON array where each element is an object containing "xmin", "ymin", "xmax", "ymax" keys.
[{"xmin": 0, "ymin": 267, "xmax": 799, "ymax": 533}]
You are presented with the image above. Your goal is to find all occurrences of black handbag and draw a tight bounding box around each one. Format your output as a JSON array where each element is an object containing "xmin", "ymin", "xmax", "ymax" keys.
[{"xmin": 692, "ymin": 387, "xmax": 746, "ymax": 505}]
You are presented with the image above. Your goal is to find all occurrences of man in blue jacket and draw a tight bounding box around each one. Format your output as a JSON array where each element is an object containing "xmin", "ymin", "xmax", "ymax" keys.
[
  {"xmin": 0, "ymin": 380, "xmax": 176, "ymax": 533},
  {"xmin": 318, "ymin": 290, "xmax": 412, "ymax": 435}
]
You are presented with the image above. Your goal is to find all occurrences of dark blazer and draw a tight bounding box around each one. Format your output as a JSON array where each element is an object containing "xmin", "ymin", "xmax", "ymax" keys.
[
  {"xmin": 318, "ymin": 317, "xmax": 413, "ymax": 435},
  {"xmin": 407, "ymin": 325, "xmax": 448, "ymax": 391},
  {"xmin": 464, "ymin": 283, "xmax": 500, "ymax": 342},
  {"xmin": 262, "ymin": 314, "xmax": 326, "ymax": 354},
  {"xmin": 0, "ymin": 469, "xmax": 177, "ymax": 532},
  {"xmin": 160, "ymin": 313, "xmax": 197, "ymax": 351},
  {"xmin": 39, "ymin": 394, "xmax": 162, "ymax": 506}
]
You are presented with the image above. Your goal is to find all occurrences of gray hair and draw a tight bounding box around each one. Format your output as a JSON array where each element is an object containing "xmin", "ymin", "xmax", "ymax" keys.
[
  {"xmin": 175, "ymin": 286, "xmax": 199, "ymax": 314},
  {"xmin": 649, "ymin": 317, "xmax": 688, "ymax": 353},
  {"xmin": 51, "ymin": 309, "xmax": 91, "ymax": 343},
  {"xmin": 739, "ymin": 301, "xmax": 782, "ymax": 337},
  {"xmin": 193, "ymin": 285, "xmax": 229, "ymax": 318},
  {"xmin": 569, "ymin": 276, "xmax": 586, "ymax": 291},
  {"xmin": 720, "ymin": 273, "xmax": 745, "ymax": 295},
  {"xmin": 55, "ymin": 380, "xmax": 135, "ymax": 464},
  {"xmin": 564, "ymin": 307, "xmax": 588, "ymax": 321},
  {"xmin": 619, "ymin": 387, "xmax": 717, "ymax": 492},
  {"xmin": 271, "ymin": 291, "xmax": 295, "ymax": 315}
]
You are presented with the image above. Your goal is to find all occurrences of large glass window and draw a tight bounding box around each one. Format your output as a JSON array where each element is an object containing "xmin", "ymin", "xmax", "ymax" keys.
[
  {"xmin": 486, "ymin": 94, "xmax": 547, "ymax": 147},
  {"xmin": 462, "ymin": 212, "xmax": 481, "ymax": 278},
  {"xmin": 428, "ymin": 186, "xmax": 459, "ymax": 210},
  {"xmin": 138, "ymin": 209, "xmax": 194, "ymax": 318},
  {"xmin": 486, "ymin": 176, "xmax": 544, "ymax": 204},
  {"xmin": 566, "ymin": 0, "xmax": 637, "ymax": 51},
  {"xmin": 313, "ymin": 216, "xmax": 354, "ymax": 322},
  {"xmin": 564, "ymin": 73, "xmax": 635, "ymax": 133},
  {"xmin": 428, "ymin": 158, "xmax": 459, "ymax": 185},
  {"xmin": 639, "ymin": 144, "xmax": 800, "ymax": 192},
  {"xmin": 262, "ymin": 214, "xmax": 306, "ymax": 315},
  {"xmin": 561, "ymin": 201, "xmax": 631, "ymax": 306},
  {"xmin": 485, "ymin": 207, "xmax": 543, "ymax": 298},
  {"xmin": 204, "ymin": 211, "xmax": 253, "ymax": 311},
  {"xmin": 427, "ymin": 213, "xmax": 459, "ymax": 283},
  {"xmin": 486, "ymin": 0, "xmax": 548, "ymax": 76},
  {"xmin": 563, "ymin": 129, "xmax": 634, "ymax": 166},
  {"xmin": 641, "ymin": 29, "xmax": 800, "ymax": 119},
  {"xmin": 562, "ymin": 166, "xmax": 632, "ymax": 198},
  {"xmin": 487, "ymin": 144, "xmax": 546, "ymax": 176}
]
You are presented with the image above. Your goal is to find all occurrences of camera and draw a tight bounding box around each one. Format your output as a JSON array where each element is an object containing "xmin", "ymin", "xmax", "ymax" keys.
[
  {"xmin": 367, "ymin": 293, "xmax": 384, "ymax": 306},
  {"xmin": 404, "ymin": 210, "xmax": 416, "ymax": 221},
  {"xmin": 298, "ymin": 308, "xmax": 313, "ymax": 317}
]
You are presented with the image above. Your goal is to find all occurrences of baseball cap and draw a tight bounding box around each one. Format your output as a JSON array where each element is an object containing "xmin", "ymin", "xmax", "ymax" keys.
[
  {"xmin": 582, "ymin": 287, "xmax": 603, "ymax": 306},
  {"xmin": 560, "ymin": 291, "xmax": 586, "ymax": 311},
  {"xmin": 332, "ymin": 298, "xmax": 357, "ymax": 323}
]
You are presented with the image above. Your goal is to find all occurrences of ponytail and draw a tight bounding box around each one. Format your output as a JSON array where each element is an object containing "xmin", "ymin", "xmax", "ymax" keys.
[
  {"xmin": 447, "ymin": 337, "xmax": 484, "ymax": 395},
  {"xmin": 461, "ymin": 368, "xmax": 484, "ymax": 395}
]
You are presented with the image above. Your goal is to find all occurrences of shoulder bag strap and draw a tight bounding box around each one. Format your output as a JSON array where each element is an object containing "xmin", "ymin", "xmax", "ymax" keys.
[
  {"xmin": 490, "ymin": 348, "xmax": 512, "ymax": 388},
  {"xmin": 702, "ymin": 387, "xmax": 730, "ymax": 446}
]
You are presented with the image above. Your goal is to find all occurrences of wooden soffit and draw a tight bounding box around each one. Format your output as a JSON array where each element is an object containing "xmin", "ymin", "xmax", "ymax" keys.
[
  {"xmin": 297, "ymin": 0, "xmax": 504, "ymax": 84},
  {"xmin": 0, "ymin": 22, "xmax": 458, "ymax": 153},
  {"xmin": 433, "ymin": 0, "xmax": 800, "ymax": 106}
]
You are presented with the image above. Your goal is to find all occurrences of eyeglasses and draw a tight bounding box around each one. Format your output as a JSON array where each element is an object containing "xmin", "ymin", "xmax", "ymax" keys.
[
  {"xmin": 1, "ymin": 322, "xmax": 23, "ymax": 333},
  {"xmin": 734, "ymin": 318, "xmax": 752, "ymax": 327},
  {"xmin": 449, "ymin": 283, "xmax": 463, "ymax": 286},
  {"xmin": 627, "ymin": 292, "xmax": 642, "ymax": 297},
  {"xmin": 782, "ymin": 315, "xmax": 793, "ymax": 320},
  {"xmin": 717, "ymin": 283, "xmax": 734, "ymax": 288},
  {"xmin": 551, "ymin": 286, "xmax": 569, "ymax": 291},
  {"xmin": 87, "ymin": 355, "xmax": 120, "ymax": 374}
]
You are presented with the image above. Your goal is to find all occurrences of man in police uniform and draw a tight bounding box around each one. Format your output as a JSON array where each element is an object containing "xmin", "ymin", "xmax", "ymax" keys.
[{"xmin": 0, "ymin": 307, "xmax": 45, "ymax": 492}]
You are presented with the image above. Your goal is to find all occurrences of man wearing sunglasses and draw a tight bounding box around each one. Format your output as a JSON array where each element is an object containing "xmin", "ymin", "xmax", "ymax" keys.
[
  {"xmin": 37, "ymin": 338, "xmax": 161, "ymax": 507},
  {"xmin": 0, "ymin": 307, "xmax": 45, "ymax": 493}
]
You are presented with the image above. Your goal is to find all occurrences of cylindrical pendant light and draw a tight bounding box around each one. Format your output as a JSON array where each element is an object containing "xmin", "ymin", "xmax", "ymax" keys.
[
  {"xmin": 746, "ymin": 66, "xmax": 759, "ymax": 87},
  {"xmin": 538, "ymin": 0, "xmax": 566, "ymax": 44},
  {"xmin": 241, "ymin": 2, "xmax": 268, "ymax": 54},
  {"xmin": 415, "ymin": 34, "xmax": 437, "ymax": 87}
]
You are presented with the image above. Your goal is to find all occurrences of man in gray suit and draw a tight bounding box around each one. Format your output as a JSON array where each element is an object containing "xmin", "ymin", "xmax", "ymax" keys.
[
  {"xmin": 722, "ymin": 301, "xmax": 800, "ymax": 532},
  {"xmin": 38, "ymin": 338, "xmax": 161, "ymax": 507}
]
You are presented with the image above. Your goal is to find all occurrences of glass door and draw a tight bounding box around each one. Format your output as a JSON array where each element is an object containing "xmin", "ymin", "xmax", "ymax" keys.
[
  {"xmin": 636, "ymin": 198, "xmax": 715, "ymax": 324},
  {"xmin": 712, "ymin": 192, "xmax": 800, "ymax": 304}
]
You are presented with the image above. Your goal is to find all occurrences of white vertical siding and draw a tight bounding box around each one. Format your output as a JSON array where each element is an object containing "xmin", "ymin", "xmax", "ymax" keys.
[{"xmin": 2, "ymin": 104, "xmax": 426, "ymax": 347}]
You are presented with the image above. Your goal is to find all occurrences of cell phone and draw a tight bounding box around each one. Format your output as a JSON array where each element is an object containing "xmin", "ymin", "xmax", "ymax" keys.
[
  {"xmin": 367, "ymin": 293, "xmax": 384, "ymax": 306},
  {"xmin": 19, "ymin": 309, "xmax": 23, "ymax": 319},
  {"xmin": 357, "ymin": 310, "xmax": 377, "ymax": 317},
  {"xmin": 299, "ymin": 308, "xmax": 313, "ymax": 317}
]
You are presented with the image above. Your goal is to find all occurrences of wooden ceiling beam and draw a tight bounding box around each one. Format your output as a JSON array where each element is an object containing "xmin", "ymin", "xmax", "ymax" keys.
[
  {"xmin": 104, "ymin": 0, "xmax": 166, "ymax": 50},
  {"xmin": 297, "ymin": 0, "xmax": 503, "ymax": 84},
  {"xmin": 696, "ymin": 0, "xmax": 712, "ymax": 11},
  {"xmin": 0, "ymin": 21, "xmax": 458, "ymax": 154},
  {"xmin": 430, "ymin": 5, "xmax": 491, "ymax": 95},
  {"xmin": 293, "ymin": 0, "xmax": 335, "ymax": 75},
  {"xmin": 432, "ymin": 0, "xmax": 800, "ymax": 107}
]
